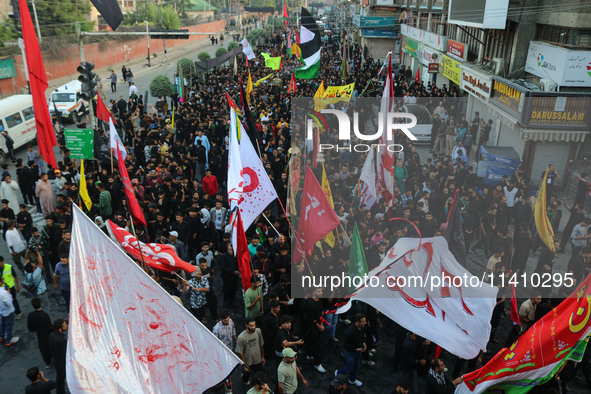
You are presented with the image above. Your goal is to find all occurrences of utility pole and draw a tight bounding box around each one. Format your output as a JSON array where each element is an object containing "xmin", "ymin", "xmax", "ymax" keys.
[
  {"xmin": 146, "ymin": 20, "xmax": 151, "ymax": 67},
  {"xmin": 31, "ymin": 0, "xmax": 42, "ymax": 43},
  {"xmin": 76, "ymin": 23, "xmax": 86, "ymax": 62},
  {"xmin": 157, "ymin": 0, "xmax": 168, "ymax": 59}
]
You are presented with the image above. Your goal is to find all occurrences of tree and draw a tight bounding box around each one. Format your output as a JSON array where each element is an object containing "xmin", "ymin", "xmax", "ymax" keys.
[
  {"xmin": 228, "ymin": 41, "xmax": 238, "ymax": 51},
  {"xmin": 29, "ymin": 0, "xmax": 93, "ymax": 36},
  {"xmin": 150, "ymin": 74, "xmax": 174, "ymax": 98},
  {"xmin": 124, "ymin": 4, "xmax": 180, "ymax": 29},
  {"xmin": 198, "ymin": 52, "xmax": 211, "ymax": 61},
  {"xmin": 215, "ymin": 47, "xmax": 228, "ymax": 57},
  {"xmin": 177, "ymin": 58, "xmax": 195, "ymax": 80}
]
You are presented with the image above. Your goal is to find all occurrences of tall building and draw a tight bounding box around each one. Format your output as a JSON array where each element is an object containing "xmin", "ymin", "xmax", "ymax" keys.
[{"xmin": 356, "ymin": 0, "xmax": 591, "ymax": 183}]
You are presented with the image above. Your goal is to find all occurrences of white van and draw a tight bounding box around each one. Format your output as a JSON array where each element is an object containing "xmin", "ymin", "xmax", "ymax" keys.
[
  {"xmin": 48, "ymin": 80, "xmax": 83, "ymax": 123},
  {"xmin": 402, "ymin": 104, "xmax": 433, "ymax": 144},
  {"xmin": 0, "ymin": 94, "xmax": 38, "ymax": 162}
]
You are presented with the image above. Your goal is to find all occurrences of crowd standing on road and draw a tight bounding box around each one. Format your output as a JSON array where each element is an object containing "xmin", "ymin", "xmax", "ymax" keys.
[{"xmin": 1, "ymin": 22, "xmax": 591, "ymax": 393}]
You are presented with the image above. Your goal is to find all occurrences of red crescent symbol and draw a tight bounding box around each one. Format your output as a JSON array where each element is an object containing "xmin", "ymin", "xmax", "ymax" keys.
[{"xmin": 242, "ymin": 167, "xmax": 259, "ymax": 193}]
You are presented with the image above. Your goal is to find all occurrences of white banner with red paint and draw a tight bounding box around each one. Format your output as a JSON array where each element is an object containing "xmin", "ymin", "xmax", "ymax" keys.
[
  {"xmin": 227, "ymin": 108, "xmax": 278, "ymax": 231},
  {"xmin": 338, "ymin": 237, "xmax": 498, "ymax": 359},
  {"xmin": 67, "ymin": 205, "xmax": 241, "ymax": 393}
]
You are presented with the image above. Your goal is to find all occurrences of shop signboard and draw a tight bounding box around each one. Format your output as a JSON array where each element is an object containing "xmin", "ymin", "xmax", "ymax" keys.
[
  {"xmin": 359, "ymin": 16, "xmax": 396, "ymax": 29},
  {"xmin": 489, "ymin": 76, "xmax": 528, "ymax": 119},
  {"xmin": 447, "ymin": 39, "xmax": 467, "ymax": 61},
  {"xmin": 460, "ymin": 65, "xmax": 493, "ymax": 101},
  {"xmin": 521, "ymin": 93, "xmax": 591, "ymax": 130},
  {"xmin": 422, "ymin": 31, "xmax": 447, "ymax": 51},
  {"xmin": 440, "ymin": 54, "xmax": 461, "ymax": 85}
]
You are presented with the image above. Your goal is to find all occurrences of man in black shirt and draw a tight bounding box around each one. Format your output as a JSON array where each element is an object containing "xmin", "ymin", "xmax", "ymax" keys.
[
  {"xmin": 425, "ymin": 359, "xmax": 463, "ymax": 393},
  {"xmin": 300, "ymin": 288, "xmax": 326, "ymax": 373},
  {"xmin": 27, "ymin": 298, "xmax": 52, "ymax": 368},
  {"xmin": 336, "ymin": 313, "xmax": 367, "ymax": 387},
  {"xmin": 49, "ymin": 319, "xmax": 68, "ymax": 394},
  {"xmin": 25, "ymin": 367, "xmax": 57, "ymax": 394},
  {"xmin": 261, "ymin": 299, "xmax": 281, "ymax": 359}
]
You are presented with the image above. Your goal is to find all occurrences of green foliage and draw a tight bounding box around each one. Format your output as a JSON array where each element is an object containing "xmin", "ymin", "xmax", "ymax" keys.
[
  {"xmin": 247, "ymin": 29, "xmax": 266, "ymax": 44},
  {"xmin": 215, "ymin": 47, "xmax": 228, "ymax": 57},
  {"xmin": 198, "ymin": 51, "xmax": 211, "ymax": 61},
  {"xmin": 150, "ymin": 74, "xmax": 175, "ymax": 98},
  {"xmin": 0, "ymin": 20, "xmax": 16, "ymax": 47},
  {"xmin": 227, "ymin": 41, "xmax": 239, "ymax": 51},
  {"xmin": 31, "ymin": 0, "xmax": 93, "ymax": 36},
  {"xmin": 123, "ymin": 4, "xmax": 180, "ymax": 30},
  {"xmin": 177, "ymin": 58, "xmax": 195, "ymax": 79}
]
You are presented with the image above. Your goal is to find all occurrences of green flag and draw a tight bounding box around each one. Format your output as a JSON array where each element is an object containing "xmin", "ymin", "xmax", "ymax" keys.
[
  {"xmin": 261, "ymin": 52, "xmax": 282, "ymax": 70},
  {"xmin": 348, "ymin": 222, "xmax": 368, "ymax": 291}
]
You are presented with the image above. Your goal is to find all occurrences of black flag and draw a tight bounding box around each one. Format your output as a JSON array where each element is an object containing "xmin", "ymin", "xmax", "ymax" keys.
[
  {"xmin": 239, "ymin": 78, "xmax": 262, "ymax": 150},
  {"xmin": 90, "ymin": 0, "xmax": 123, "ymax": 31},
  {"xmin": 443, "ymin": 189, "xmax": 467, "ymax": 266}
]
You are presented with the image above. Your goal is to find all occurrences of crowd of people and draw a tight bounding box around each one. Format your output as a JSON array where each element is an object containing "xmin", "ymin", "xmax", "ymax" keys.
[{"xmin": 1, "ymin": 17, "xmax": 590, "ymax": 394}]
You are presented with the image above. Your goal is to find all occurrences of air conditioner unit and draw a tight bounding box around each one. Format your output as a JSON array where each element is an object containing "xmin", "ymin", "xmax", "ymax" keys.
[
  {"xmin": 540, "ymin": 79, "xmax": 557, "ymax": 92},
  {"xmin": 492, "ymin": 57, "xmax": 505, "ymax": 75}
]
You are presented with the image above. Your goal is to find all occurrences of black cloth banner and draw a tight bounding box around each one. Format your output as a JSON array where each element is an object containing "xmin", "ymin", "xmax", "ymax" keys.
[
  {"xmin": 244, "ymin": 6, "xmax": 275, "ymax": 12},
  {"xmin": 90, "ymin": 0, "xmax": 123, "ymax": 31},
  {"xmin": 195, "ymin": 47, "xmax": 243, "ymax": 72}
]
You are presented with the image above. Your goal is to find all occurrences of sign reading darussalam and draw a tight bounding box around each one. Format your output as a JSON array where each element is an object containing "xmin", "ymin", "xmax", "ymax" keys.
[{"xmin": 525, "ymin": 41, "xmax": 591, "ymax": 87}]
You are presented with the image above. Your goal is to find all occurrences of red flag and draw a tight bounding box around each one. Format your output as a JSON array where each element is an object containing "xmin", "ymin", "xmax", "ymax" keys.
[
  {"xmin": 19, "ymin": 0, "xmax": 57, "ymax": 169},
  {"xmin": 415, "ymin": 67, "xmax": 421, "ymax": 82},
  {"xmin": 107, "ymin": 220, "xmax": 196, "ymax": 274},
  {"xmin": 225, "ymin": 92, "xmax": 243, "ymax": 117},
  {"xmin": 296, "ymin": 32, "xmax": 300, "ymax": 45},
  {"xmin": 233, "ymin": 210, "xmax": 252, "ymax": 292},
  {"xmin": 282, "ymin": 2, "xmax": 289, "ymax": 26},
  {"xmin": 287, "ymin": 72, "xmax": 297, "ymax": 94},
  {"xmin": 96, "ymin": 94, "xmax": 112, "ymax": 122},
  {"xmin": 294, "ymin": 166, "xmax": 341, "ymax": 262},
  {"xmin": 510, "ymin": 270, "xmax": 520, "ymax": 326},
  {"xmin": 116, "ymin": 142, "xmax": 146, "ymax": 227}
]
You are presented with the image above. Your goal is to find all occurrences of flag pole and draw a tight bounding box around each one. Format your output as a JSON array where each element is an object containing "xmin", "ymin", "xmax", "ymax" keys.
[{"xmin": 262, "ymin": 213, "xmax": 281, "ymax": 236}]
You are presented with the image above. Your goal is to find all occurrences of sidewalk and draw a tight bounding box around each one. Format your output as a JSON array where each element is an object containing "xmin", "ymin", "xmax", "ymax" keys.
[{"xmin": 46, "ymin": 29, "xmax": 237, "ymax": 93}]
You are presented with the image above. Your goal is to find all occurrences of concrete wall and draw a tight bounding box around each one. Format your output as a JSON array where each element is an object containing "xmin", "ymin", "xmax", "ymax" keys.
[{"xmin": 0, "ymin": 20, "xmax": 225, "ymax": 98}]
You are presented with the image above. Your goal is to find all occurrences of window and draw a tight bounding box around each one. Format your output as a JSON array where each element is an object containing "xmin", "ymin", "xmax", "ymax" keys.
[
  {"xmin": 536, "ymin": 24, "xmax": 591, "ymax": 48},
  {"xmin": 22, "ymin": 106, "xmax": 35, "ymax": 121},
  {"xmin": 5, "ymin": 112, "xmax": 22, "ymax": 128},
  {"xmin": 0, "ymin": 120, "xmax": 4, "ymax": 133}
]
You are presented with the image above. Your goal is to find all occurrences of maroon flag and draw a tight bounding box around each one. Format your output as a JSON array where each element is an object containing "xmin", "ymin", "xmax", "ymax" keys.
[
  {"xmin": 294, "ymin": 166, "xmax": 341, "ymax": 262},
  {"xmin": 116, "ymin": 142, "xmax": 146, "ymax": 227},
  {"xmin": 96, "ymin": 94, "xmax": 112, "ymax": 123},
  {"xmin": 19, "ymin": 0, "xmax": 57, "ymax": 170}
]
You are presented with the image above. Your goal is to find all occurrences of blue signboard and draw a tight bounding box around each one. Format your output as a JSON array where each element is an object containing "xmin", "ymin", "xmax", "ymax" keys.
[
  {"xmin": 359, "ymin": 16, "xmax": 396, "ymax": 29},
  {"xmin": 362, "ymin": 29, "xmax": 398, "ymax": 38}
]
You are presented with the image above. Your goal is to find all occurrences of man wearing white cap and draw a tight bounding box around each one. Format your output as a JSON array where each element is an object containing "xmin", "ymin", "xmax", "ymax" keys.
[
  {"xmin": 167, "ymin": 231, "xmax": 186, "ymax": 261},
  {"xmin": 277, "ymin": 347, "xmax": 308, "ymax": 394}
]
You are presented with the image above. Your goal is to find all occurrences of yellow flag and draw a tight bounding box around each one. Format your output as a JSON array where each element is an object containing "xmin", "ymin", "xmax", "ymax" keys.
[
  {"xmin": 170, "ymin": 108, "xmax": 175, "ymax": 133},
  {"xmin": 261, "ymin": 52, "xmax": 282, "ymax": 70},
  {"xmin": 254, "ymin": 73, "xmax": 274, "ymax": 87},
  {"xmin": 323, "ymin": 82, "xmax": 356, "ymax": 105},
  {"xmin": 79, "ymin": 160, "xmax": 92, "ymax": 211},
  {"xmin": 246, "ymin": 70, "xmax": 254, "ymax": 104},
  {"xmin": 292, "ymin": 43, "xmax": 301, "ymax": 59},
  {"xmin": 534, "ymin": 166, "xmax": 555, "ymax": 252},
  {"xmin": 314, "ymin": 81, "xmax": 326, "ymax": 111},
  {"xmin": 321, "ymin": 163, "xmax": 336, "ymax": 247}
]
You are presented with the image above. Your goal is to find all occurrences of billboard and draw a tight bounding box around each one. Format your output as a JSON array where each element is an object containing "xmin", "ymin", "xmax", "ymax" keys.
[
  {"xmin": 448, "ymin": 0, "xmax": 509, "ymax": 29},
  {"xmin": 525, "ymin": 41, "xmax": 591, "ymax": 87}
]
